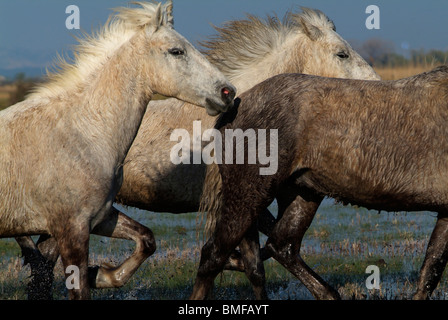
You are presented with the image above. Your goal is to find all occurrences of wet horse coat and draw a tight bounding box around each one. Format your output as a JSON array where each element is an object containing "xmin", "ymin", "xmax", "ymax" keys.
[
  {"xmin": 17, "ymin": 6, "xmax": 379, "ymax": 299},
  {"xmin": 0, "ymin": 1, "xmax": 235, "ymax": 299},
  {"xmin": 192, "ymin": 66, "xmax": 448, "ymax": 300},
  {"xmin": 117, "ymin": 7, "xmax": 380, "ymax": 214}
]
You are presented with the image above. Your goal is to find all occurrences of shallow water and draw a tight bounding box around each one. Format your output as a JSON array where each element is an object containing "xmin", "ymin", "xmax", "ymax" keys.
[{"xmin": 0, "ymin": 198, "xmax": 445, "ymax": 300}]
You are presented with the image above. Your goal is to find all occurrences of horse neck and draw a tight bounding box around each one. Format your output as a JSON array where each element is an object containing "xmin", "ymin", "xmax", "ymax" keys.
[{"xmin": 73, "ymin": 33, "xmax": 151, "ymax": 166}]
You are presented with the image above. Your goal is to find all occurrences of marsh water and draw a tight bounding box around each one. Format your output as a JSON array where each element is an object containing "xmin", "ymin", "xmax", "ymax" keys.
[{"xmin": 0, "ymin": 198, "xmax": 446, "ymax": 299}]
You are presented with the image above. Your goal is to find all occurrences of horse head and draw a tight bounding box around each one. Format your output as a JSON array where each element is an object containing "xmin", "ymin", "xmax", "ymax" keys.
[{"xmin": 117, "ymin": 1, "xmax": 236, "ymax": 116}]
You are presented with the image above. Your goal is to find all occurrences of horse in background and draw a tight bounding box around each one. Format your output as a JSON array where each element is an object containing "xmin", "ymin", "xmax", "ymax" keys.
[
  {"xmin": 17, "ymin": 7, "xmax": 379, "ymax": 299},
  {"xmin": 117, "ymin": 7, "xmax": 379, "ymax": 215},
  {"xmin": 1, "ymin": 1, "xmax": 234, "ymax": 299},
  {"xmin": 192, "ymin": 67, "xmax": 448, "ymax": 300}
]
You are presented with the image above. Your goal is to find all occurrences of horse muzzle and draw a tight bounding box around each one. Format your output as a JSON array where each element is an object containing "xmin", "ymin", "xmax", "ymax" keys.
[{"xmin": 205, "ymin": 83, "xmax": 236, "ymax": 116}]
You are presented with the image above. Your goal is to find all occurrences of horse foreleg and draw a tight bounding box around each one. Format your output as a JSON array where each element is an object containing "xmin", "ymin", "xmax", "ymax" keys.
[
  {"xmin": 17, "ymin": 206, "xmax": 155, "ymax": 296},
  {"xmin": 89, "ymin": 206, "xmax": 156, "ymax": 288},
  {"xmin": 54, "ymin": 222, "xmax": 90, "ymax": 300},
  {"xmin": 222, "ymin": 208, "xmax": 276, "ymax": 273},
  {"xmin": 16, "ymin": 236, "xmax": 55, "ymax": 300},
  {"xmin": 258, "ymin": 208, "xmax": 277, "ymax": 237},
  {"xmin": 190, "ymin": 207, "xmax": 258, "ymax": 299},
  {"xmin": 413, "ymin": 212, "xmax": 448, "ymax": 300},
  {"xmin": 258, "ymin": 208, "xmax": 277, "ymax": 262},
  {"xmin": 16, "ymin": 235, "xmax": 59, "ymax": 300},
  {"xmin": 265, "ymin": 189, "xmax": 340, "ymax": 300},
  {"xmin": 238, "ymin": 222, "xmax": 268, "ymax": 299}
]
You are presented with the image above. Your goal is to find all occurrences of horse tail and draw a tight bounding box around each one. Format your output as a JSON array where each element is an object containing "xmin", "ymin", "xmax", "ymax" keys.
[
  {"xmin": 198, "ymin": 102, "xmax": 240, "ymax": 241},
  {"xmin": 199, "ymin": 161, "xmax": 223, "ymax": 240}
]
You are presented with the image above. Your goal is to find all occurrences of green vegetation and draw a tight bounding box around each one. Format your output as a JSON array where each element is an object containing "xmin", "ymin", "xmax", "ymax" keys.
[
  {"xmin": 353, "ymin": 37, "xmax": 448, "ymax": 68},
  {"xmin": 0, "ymin": 201, "xmax": 445, "ymax": 300},
  {"xmin": 374, "ymin": 49, "xmax": 448, "ymax": 68}
]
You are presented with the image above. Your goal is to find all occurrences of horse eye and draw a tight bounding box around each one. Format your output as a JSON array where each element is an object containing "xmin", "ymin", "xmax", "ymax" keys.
[
  {"xmin": 336, "ymin": 51, "xmax": 349, "ymax": 59},
  {"xmin": 168, "ymin": 48, "xmax": 185, "ymax": 56}
]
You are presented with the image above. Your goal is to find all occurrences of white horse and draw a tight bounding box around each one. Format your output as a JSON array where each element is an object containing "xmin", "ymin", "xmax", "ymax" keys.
[
  {"xmin": 117, "ymin": 8, "xmax": 380, "ymax": 214},
  {"xmin": 17, "ymin": 7, "xmax": 380, "ymax": 299},
  {"xmin": 1, "ymin": 1, "xmax": 234, "ymax": 299}
]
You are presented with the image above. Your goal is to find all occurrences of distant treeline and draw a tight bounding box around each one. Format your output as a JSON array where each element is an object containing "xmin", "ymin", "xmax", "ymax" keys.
[
  {"xmin": 353, "ymin": 38, "xmax": 448, "ymax": 68},
  {"xmin": 0, "ymin": 73, "xmax": 42, "ymax": 110},
  {"xmin": 375, "ymin": 49, "xmax": 448, "ymax": 68},
  {"xmin": 8, "ymin": 73, "xmax": 41, "ymax": 105}
]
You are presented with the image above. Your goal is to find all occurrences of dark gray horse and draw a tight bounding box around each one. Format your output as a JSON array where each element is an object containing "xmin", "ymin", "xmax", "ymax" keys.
[{"xmin": 193, "ymin": 66, "xmax": 448, "ymax": 300}]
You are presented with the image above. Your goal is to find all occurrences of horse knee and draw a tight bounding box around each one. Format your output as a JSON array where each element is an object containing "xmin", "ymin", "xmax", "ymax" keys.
[
  {"xmin": 265, "ymin": 238, "xmax": 291, "ymax": 258},
  {"xmin": 140, "ymin": 227, "xmax": 156, "ymax": 257},
  {"xmin": 197, "ymin": 240, "xmax": 224, "ymax": 277}
]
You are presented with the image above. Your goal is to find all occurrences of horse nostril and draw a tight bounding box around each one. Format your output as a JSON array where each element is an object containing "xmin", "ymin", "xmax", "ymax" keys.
[{"xmin": 221, "ymin": 86, "xmax": 235, "ymax": 102}]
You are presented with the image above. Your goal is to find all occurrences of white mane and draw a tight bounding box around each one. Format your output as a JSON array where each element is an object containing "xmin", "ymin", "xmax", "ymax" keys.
[
  {"xmin": 200, "ymin": 7, "xmax": 336, "ymax": 83},
  {"xmin": 30, "ymin": 1, "xmax": 173, "ymax": 99}
]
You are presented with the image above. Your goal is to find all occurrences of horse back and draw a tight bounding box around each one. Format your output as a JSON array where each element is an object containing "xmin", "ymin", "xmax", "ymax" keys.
[{"xmin": 223, "ymin": 67, "xmax": 448, "ymax": 212}]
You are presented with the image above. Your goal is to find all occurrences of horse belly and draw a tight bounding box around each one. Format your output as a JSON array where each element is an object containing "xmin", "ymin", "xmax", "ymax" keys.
[
  {"xmin": 297, "ymin": 115, "xmax": 448, "ymax": 212},
  {"xmin": 119, "ymin": 160, "xmax": 206, "ymax": 213},
  {"xmin": 0, "ymin": 207, "xmax": 48, "ymax": 238},
  {"xmin": 300, "ymin": 165, "xmax": 448, "ymax": 213}
]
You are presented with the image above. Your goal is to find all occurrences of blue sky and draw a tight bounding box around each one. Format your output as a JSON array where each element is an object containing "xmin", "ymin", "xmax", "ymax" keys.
[{"xmin": 0, "ymin": 0, "xmax": 447, "ymax": 76}]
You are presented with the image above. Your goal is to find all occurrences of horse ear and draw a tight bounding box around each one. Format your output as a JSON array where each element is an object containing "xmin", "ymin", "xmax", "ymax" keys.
[
  {"xmin": 154, "ymin": 2, "xmax": 163, "ymax": 28},
  {"xmin": 165, "ymin": 0, "xmax": 174, "ymax": 26},
  {"xmin": 299, "ymin": 17, "xmax": 323, "ymax": 41}
]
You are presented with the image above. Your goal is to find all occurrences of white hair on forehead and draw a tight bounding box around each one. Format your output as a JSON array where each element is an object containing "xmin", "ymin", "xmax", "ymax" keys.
[
  {"xmin": 115, "ymin": 1, "xmax": 174, "ymax": 29},
  {"xmin": 290, "ymin": 7, "xmax": 336, "ymax": 32}
]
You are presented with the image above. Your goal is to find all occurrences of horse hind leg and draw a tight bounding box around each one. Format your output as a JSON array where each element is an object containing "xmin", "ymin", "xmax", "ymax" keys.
[
  {"xmin": 413, "ymin": 212, "xmax": 448, "ymax": 300},
  {"xmin": 89, "ymin": 206, "xmax": 156, "ymax": 288},
  {"xmin": 265, "ymin": 187, "xmax": 340, "ymax": 300}
]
